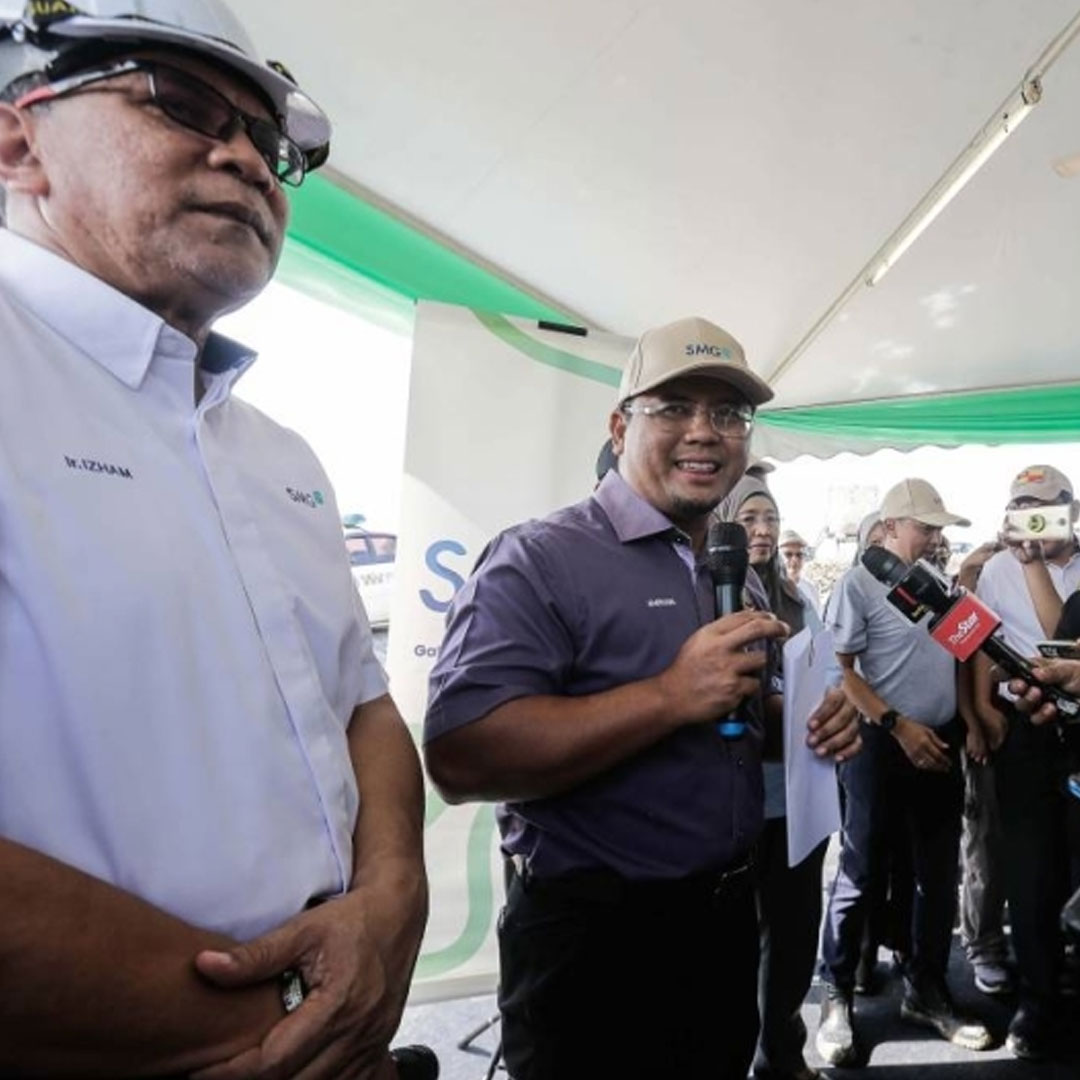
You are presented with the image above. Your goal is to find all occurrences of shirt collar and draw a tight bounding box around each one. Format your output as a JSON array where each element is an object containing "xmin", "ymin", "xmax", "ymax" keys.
[
  {"xmin": 593, "ymin": 470, "xmax": 691, "ymax": 545},
  {"xmin": 0, "ymin": 229, "xmax": 254, "ymax": 390}
]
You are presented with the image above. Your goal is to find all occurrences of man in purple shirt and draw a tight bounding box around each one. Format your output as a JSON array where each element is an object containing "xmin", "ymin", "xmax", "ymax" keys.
[{"xmin": 424, "ymin": 317, "xmax": 860, "ymax": 1080}]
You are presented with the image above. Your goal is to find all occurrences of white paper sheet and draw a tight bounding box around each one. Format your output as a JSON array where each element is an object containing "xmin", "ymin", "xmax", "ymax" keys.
[{"xmin": 783, "ymin": 627, "xmax": 842, "ymax": 867}]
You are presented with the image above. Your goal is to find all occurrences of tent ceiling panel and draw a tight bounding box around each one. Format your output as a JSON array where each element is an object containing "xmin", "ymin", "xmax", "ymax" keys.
[{"xmin": 231, "ymin": 0, "xmax": 1080, "ymax": 423}]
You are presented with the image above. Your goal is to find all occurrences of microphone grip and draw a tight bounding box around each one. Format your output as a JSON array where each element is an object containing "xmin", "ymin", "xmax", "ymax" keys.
[
  {"xmin": 981, "ymin": 636, "xmax": 1080, "ymax": 722},
  {"xmin": 714, "ymin": 581, "xmax": 746, "ymax": 739}
]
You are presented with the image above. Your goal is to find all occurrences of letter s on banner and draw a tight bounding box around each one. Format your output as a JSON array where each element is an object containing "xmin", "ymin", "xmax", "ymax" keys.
[{"xmin": 421, "ymin": 539, "xmax": 468, "ymax": 614}]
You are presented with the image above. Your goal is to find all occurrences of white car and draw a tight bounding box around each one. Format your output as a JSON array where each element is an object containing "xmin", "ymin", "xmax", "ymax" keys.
[{"xmin": 344, "ymin": 529, "xmax": 396, "ymax": 629}]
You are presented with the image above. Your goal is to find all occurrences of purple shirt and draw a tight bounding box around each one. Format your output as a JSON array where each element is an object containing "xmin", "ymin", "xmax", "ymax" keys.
[{"xmin": 425, "ymin": 471, "xmax": 774, "ymax": 880}]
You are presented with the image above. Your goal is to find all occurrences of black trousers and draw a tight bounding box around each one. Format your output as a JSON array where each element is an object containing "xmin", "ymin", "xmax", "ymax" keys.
[
  {"xmin": 821, "ymin": 720, "xmax": 963, "ymax": 991},
  {"xmin": 754, "ymin": 818, "xmax": 828, "ymax": 1075},
  {"xmin": 993, "ymin": 709, "xmax": 1072, "ymax": 1007},
  {"xmin": 497, "ymin": 863, "xmax": 760, "ymax": 1080}
]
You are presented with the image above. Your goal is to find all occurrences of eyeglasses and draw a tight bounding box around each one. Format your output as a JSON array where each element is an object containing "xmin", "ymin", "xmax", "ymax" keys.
[
  {"xmin": 781, "ymin": 548, "xmax": 806, "ymax": 561},
  {"xmin": 621, "ymin": 399, "xmax": 755, "ymax": 438},
  {"xmin": 15, "ymin": 59, "xmax": 310, "ymax": 186}
]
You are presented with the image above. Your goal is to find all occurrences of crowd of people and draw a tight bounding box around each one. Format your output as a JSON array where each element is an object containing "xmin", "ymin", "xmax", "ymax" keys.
[{"xmin": 2, "ymin": 2, "xmax": 1079, "ymax": 1079}]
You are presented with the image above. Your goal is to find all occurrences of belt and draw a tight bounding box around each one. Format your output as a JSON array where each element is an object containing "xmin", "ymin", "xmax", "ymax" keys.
[{"xmin": 512, "ymin": 854, "xmax": 756, "ymax": 905}]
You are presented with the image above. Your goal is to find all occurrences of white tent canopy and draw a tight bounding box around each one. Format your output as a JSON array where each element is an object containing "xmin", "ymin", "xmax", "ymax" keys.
[{"xmin": 230, "ymin": 0, "xmax": 1080, "ymax": 451}]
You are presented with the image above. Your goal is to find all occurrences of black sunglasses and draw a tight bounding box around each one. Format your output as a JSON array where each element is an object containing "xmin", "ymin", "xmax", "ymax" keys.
[{"xmin": 16, "ymin": 58, "xmax": 310, "ymax": 186}]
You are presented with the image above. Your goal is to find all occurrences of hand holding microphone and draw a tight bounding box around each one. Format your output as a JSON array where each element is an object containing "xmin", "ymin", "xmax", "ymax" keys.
[
  {"xmin": 861, "ymin": 546, "xmax": 1080, "ymax": 724},
  {"xmin": 658, "ymin": 610, "xmax": 786, "ymax": 728}
]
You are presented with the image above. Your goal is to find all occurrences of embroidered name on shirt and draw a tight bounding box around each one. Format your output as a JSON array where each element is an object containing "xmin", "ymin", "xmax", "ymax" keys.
[
  {"xmin": 286, "ymin": 486, "xmax": 325, "ymax": 509},
  {"xmin": 647, "ymin": 597, "xmax": 677, "ymax": 608},
  {"xmin": 64, "ymin": 455, "xmax": 133, "ymax": 479}
]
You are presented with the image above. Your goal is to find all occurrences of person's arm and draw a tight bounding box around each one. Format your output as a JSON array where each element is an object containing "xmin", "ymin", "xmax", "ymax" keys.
[
  {"xmin": 835, "ymin": 653, "xmax": 950, "ymax": 772},
  {"xmin": 193, "ymin": 694, "xmax": 427, "ymax": 1080},
  {"xmin": 1020, "ymin": 552, "xmax": 1064, "ymax": 638},
  {"xmin": 0, "ymin": 839, "xmax": 280, "ymax": 1077},
  {"xmin": 972, "ymin": 651, "xmax": 1010, "ymax": 750},
  {"xmin": 957, "ymin": 658, "xmax": 990, "ymax": 765},
  {"xmin": 956, "ymin": 541, "xmax": 1000, "ymax": 593},
  {"xmin": 425, "ymin": 610, "xmax": 786, "ymax": 803}
]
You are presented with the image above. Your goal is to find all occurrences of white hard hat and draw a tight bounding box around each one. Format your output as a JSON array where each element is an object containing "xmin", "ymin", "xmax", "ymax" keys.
[{"xmin": 0, "ymin": 1, "xmax": 329, "ymax": 164}]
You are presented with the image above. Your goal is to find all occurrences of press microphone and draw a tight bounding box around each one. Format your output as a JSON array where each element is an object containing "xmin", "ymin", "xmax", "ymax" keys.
[
  {"xmin": 391, "ymin": 1044, "xmax": 440, "ymax": 1079},
  {"xmin": 861, "ymin": 546, "xmax": 1080, "ymax": 722},
  {"xmin": 706, "ymin": 521, "xmax": 750, "ymax": 739}
]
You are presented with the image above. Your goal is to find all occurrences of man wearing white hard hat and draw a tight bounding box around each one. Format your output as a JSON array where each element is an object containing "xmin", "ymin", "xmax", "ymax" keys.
[
  {"xmin": 0, "ymin": 2, "xmax": 427, "ymax": 1076},
  {"xmin": 816, "ymin": 479, "xmax": 993, "ymax": 1065}
]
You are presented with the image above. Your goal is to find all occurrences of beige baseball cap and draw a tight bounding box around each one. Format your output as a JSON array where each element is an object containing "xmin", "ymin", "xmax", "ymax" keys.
[
  {"xmin": 1009, "ymin": 465, "xmax": 1074, "ymax": 505},
  {"xmin": 880, "ymin": 478, "xmax": 970, "ymax": 528},
  {"xmin": 778, "ymin": 529, "xmax": 809, "ymax": 549},
  {"xmin": 617, "ymin": 316, "xmax": 773, "ymax": 406}
]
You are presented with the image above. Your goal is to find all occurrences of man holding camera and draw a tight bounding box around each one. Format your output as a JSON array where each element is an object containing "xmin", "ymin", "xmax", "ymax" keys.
[{"xmin": 971, "ymin": 465, "xmax": 1080, "ymax": 1059}]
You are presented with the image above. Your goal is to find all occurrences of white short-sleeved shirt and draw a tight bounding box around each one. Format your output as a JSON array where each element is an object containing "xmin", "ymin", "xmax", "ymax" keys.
[
  {"xmin": 975, "ymin": 545, "xmax": 1080, "ymax": 658},
  {"xmin": 0, "ymin": 231, "xmax": 387, "ymax": 939},
  {"xmin": 827, "ymin": 562, "xmax": 957, "ymax": 727}
]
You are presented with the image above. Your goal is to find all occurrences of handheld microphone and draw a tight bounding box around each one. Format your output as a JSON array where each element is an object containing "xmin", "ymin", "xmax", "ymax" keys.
[
  {"xmin": 391, "ymin": 1044, "xmax": 440, "ymax": 1080},
  {"xmin": 706, "ymin": 521, "xmax": 750, "ymax": 739},
  {"xmin": 861, "ymin": 547, "xmax": 1080, "ymax": 722}
]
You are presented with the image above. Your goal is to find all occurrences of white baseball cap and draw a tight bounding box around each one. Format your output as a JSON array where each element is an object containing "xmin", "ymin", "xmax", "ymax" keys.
[
  {"xmin": 880, "ymin": 478, "xmax": 970, "ymax": 528},
  {"xmin": 1009, "ymin": 464, "xmax": 1074, "ymax": 505},
  {"xmin": 618, "ymin": 316, "xmax": 773, "ymax": 406}
]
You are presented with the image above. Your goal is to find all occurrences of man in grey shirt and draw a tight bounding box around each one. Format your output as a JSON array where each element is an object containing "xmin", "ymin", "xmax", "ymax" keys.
[{"xmin": 817, "ymin": 479, "xmax": 992, "ymax": 1066}]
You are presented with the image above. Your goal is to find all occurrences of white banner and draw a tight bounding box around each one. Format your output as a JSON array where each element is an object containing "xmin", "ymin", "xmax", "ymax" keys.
[{"xmin": 388, "ymin": 302, "xmax": 632, "ymax": 1002}]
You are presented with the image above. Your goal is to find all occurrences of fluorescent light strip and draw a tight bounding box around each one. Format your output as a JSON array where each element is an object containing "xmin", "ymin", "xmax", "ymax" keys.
[
  {"xmin": 865, "ymin": 83, "xmax": 1039, "ymax": 287},
  {"xmin": 765, "ymin": 8, "xmax": 1080, "ymax": 389}
]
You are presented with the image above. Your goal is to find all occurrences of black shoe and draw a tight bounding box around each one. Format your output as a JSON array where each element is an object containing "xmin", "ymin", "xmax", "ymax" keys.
[
  {"xmin": 900, "ymin": 980, "xmax": 994, "ymax": 1051},
  {"xmin": 1006, "ymin": 1002, "xmax": 1056, "ymax": 1061},
  {"xmin": 816, "ymin": 983, "xmax": 857, "ymax": 1067},
  {"xmin": 390, "ymin": 1044, "xmax": 440, "ymax": 1080}
]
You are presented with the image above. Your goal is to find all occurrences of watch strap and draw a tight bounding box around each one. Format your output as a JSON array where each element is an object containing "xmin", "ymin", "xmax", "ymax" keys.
[{"xmin": 878, "ymin": 708, "xmax": 900, "ymax": 732}]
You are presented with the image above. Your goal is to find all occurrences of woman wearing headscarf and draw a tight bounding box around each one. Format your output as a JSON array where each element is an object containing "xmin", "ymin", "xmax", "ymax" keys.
[{"xmin": 721, "ymin": 479, "xmax": 828, "ymax": 1080}]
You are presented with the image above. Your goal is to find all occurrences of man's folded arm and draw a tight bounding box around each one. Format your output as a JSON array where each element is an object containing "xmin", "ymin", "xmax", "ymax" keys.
[{"xmin": 0, "ymin": 837, "xmax": 280, "ymax": 1077}]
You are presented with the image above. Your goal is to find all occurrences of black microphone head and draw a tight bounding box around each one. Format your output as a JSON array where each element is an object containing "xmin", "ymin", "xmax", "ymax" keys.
[
  {"xmin": 706, "ymin": 520, "xmax": 749, "ymax": 586},
  {"xmin": 862, "ymin": 545, "xmax": 908, "ymax": 586},
  {"xmin": 390, "ymin": 1044, "xmax": 439, "ymax": 1080}
]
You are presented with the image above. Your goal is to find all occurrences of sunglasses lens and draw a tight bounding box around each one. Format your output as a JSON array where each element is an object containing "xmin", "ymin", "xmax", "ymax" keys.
[
  {"xmin": 153, "ymin": 68, "xmax": 233, "ymax": 140},
  {"xmin": 153, "ymin": 66, "xmax": 307, "ymax": 186},
  {"xmin": 247, "ymin": 119, "xmax": 307, "ymax": 186}
]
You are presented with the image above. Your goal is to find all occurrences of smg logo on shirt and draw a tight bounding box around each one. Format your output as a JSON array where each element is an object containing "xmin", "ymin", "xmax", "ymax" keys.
[
  {"xmin": 286, "ymin": 486, "xmax": 325, "ymax": 509},
  {"xmin": 65, "ymin": 455, "xmax": 133, "ymax": 479}
]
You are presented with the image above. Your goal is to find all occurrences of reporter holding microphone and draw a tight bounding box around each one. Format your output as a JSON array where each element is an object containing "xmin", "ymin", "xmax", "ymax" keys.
[
  {"xmin": 423, "ymin": 318, "xmax": 860, "ymax": 1080},
  {"xmin": 971, "ymin": 466, "xmax": 1080, "ymax": 1060}
]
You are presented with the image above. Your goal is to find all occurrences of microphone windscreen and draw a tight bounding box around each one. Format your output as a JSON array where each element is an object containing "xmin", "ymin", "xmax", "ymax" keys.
[
  {"xmin": 861, "ymin": 545, "xmax": 907, "ymax": 587},
  {"xmin": 705, "ymin": 520, "xmax": 749, "ymax": 584}
]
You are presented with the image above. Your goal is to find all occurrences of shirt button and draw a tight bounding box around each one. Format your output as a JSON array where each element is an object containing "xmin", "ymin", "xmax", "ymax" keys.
[{"xmin": 736, "ymin": 757, "xmax": 744, "ymax": 768}]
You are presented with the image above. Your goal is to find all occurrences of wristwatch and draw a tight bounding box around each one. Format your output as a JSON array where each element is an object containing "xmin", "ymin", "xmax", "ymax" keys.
[
  {"xmin": 280, "ymin": 968, "xmax": 306, "ymax": 1013},
  {"xmin": 878, "ymin": 708, "xmax": 900, "ymax": 732}
]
